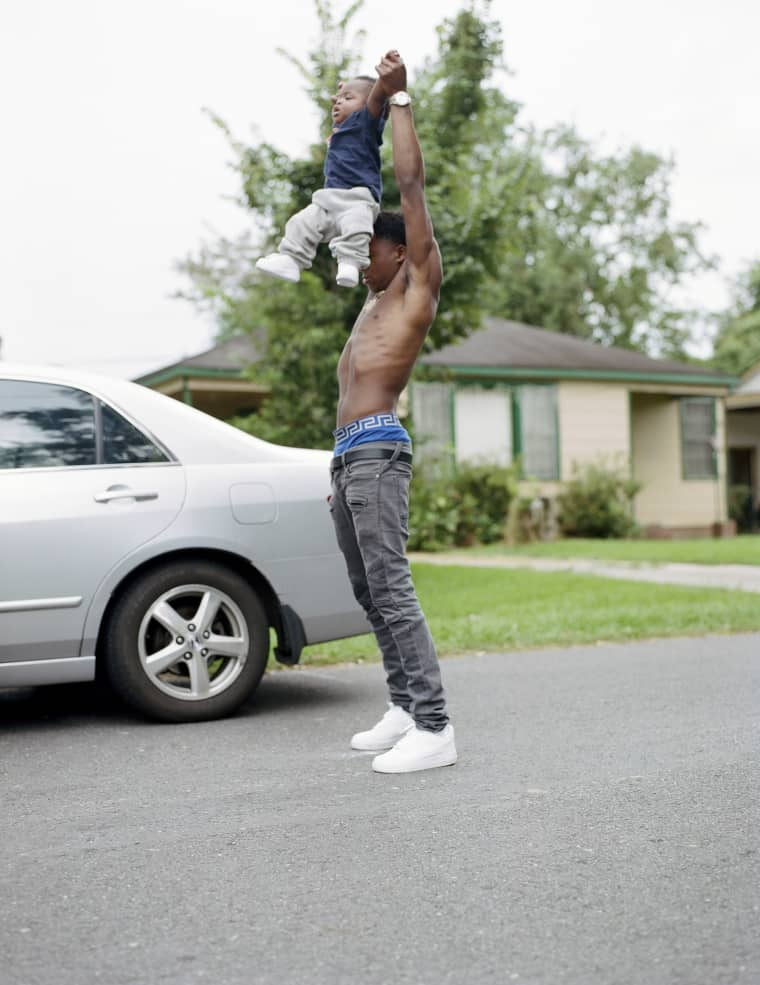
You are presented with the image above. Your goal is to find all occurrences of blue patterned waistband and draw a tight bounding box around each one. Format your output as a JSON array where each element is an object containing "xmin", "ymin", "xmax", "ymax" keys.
[{"xmin": 333, "ymin": 412, "xmax": 411, "ymax": 455}]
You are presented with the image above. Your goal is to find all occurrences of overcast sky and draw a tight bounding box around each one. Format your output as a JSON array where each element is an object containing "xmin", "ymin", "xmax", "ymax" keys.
[{"xmin": 2, "ymin": 0, "xmax": 758, "ymax": 378}]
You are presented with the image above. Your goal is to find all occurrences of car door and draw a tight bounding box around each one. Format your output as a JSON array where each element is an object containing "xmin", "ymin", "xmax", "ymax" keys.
[{"xmin": 0, "ymin": 378, "xmax": 185, "ymax": 668}]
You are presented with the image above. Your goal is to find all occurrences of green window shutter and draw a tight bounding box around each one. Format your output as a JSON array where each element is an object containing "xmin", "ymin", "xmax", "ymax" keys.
[
  {"xmin": 680, "ymin": 397, "xmax": 717, "ymax": 479},
  {"xmin": 410, "ymin": 382, "xmax": 453, "ymax": 463},
  {"xmin": 518, "ymin": 384, "xmax": 559, "ymax": 480}
]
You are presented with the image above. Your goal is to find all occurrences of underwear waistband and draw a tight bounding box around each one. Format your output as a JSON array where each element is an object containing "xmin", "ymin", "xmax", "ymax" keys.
[
  {"xmin": 333, "ymin": 413, "xmax": 411, "ymax": 455},
  {"xmin": 333, "ymin": 412, "xmax": 403, "ymax": 443}
]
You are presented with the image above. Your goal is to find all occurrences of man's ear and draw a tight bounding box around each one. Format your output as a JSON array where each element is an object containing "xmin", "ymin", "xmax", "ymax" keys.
[{"xmin": 396, "ymin": 244, "xmax": 406, "ymax": 265}]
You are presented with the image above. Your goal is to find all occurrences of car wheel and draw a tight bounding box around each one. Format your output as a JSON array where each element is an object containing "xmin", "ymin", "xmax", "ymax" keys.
[{"xmin": 104, "ymin": 560, "xmax": 269, "ymax": 722}]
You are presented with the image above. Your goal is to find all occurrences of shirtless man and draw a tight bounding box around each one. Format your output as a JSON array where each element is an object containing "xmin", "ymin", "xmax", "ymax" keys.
[{"xmin": 329, "ymin": 50, "xmax": 457, "ymax": 774}]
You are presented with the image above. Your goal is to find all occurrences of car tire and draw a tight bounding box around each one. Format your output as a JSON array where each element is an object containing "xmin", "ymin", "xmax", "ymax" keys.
[{"xmin": 104, "ymin": 559, "xmax": 270, "ymax": 723}]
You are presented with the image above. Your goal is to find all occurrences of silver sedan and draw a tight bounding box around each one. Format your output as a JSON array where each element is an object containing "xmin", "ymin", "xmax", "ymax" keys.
[{"xmin": 0, "ymin": 365, "xmax": 368, "ymax": 721}]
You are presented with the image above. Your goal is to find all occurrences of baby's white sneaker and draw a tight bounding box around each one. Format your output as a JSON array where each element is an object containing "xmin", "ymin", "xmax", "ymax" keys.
[
  {"xmin": 336, "ymin": 262, "xmax": 360, "ymax": 288},
  {"xmin": 256, "ymin": 253, "xmax": 300, "ymax": 283},
  {"xmin": 372, "ymin": 724, "xmax": 457, "ymax": 773},
  {"xmin": 350, "ymin": 704, "xmax": 414, "ymax": 751}
]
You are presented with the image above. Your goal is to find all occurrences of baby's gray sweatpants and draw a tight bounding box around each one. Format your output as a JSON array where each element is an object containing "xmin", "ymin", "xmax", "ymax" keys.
[{"xmin": 279, "ymin": 186, "xmax": 380, "ymax": 271}]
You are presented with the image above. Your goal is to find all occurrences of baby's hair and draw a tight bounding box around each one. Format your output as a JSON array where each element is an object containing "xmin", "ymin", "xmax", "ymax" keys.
[
  {"xmin": 374, "ymin": 211, "xmax": 406, "ymax": 246},
  {"xmin": 355, "ymin": 74, "xmax": 376, "ymax": 84}
]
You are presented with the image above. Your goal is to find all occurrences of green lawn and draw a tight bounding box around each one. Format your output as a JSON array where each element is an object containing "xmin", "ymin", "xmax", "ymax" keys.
[
  {"xmin": 441, "ymin": 535, "xmax": 760, "ymax": 566},
  {"xmin": 297, "ymin": 562, "xmax": 760, "ymax": 666}
]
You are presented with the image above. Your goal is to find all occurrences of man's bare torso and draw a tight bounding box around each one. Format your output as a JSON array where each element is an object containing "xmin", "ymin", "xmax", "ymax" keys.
[{"xmin": 336, "ymin": 265, "xmax": 435, "ymax": 426}]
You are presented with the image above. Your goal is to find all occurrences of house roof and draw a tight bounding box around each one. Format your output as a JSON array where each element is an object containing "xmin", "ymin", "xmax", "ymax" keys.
[
  {"xmin": 135, "ymin": 334, "xmax": 262, "ymax": 385},
  {"xmin": 134, "ymin": 320, "xmax": 735, "ymax": 389},
  {"xmin": 421, "ymin": 318, "xmax": 735, "ymax": 386},
  {"xmin": 735, "ymin": 362, "xmax": 760, "ymax": 393}
]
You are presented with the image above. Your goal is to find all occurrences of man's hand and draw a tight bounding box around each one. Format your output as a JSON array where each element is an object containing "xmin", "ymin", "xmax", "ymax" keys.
[{"xmin": 375, "ymin": 50, "xmax": 407, "ymax": 97}]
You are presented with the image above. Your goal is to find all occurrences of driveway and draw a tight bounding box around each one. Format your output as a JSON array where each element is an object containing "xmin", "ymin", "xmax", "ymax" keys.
[
  {"xmin": 1, "ymin": 634, "xmax": 758, "ymax": 985},
  {"xmin": 410, "ymin": 552, "xmax": 760, "ymax": 593}
]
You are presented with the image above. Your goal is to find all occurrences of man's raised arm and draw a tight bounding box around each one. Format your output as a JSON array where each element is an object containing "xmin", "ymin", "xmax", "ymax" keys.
[{"xmin": 375, "ymin": 51, "xmax": 442, "ymax": 299}]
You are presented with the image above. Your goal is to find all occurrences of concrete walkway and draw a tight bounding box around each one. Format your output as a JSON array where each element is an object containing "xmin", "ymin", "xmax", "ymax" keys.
[{"xmin": 409, "ymin": 551, "xmax": 760, "ymax": 593}]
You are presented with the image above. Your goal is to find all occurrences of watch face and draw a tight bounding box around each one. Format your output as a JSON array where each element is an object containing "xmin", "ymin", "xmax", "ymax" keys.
[{"xmin": 391, "ymin": 92, "xmax": 411, "ymax": 106}]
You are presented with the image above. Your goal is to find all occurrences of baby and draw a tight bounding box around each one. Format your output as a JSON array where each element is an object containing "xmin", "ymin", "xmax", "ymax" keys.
[{"xmin": 256, "ymin": 61, "xmax": 392, "ymax": 289}]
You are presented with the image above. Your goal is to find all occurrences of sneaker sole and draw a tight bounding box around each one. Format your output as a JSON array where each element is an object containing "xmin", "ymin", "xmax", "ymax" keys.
[{"xmin": 372, "ymin": 752, "xmax": 458, "ymax": 774}]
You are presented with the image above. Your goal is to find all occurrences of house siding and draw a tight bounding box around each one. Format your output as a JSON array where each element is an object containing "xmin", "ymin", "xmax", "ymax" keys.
[
  {"xmin": 631, "ymin": 394, "xmax": 726, "ymax": 527},
  {"xmin": 557, "ymin": 382, "xmax": 630, "ymax": 479}
]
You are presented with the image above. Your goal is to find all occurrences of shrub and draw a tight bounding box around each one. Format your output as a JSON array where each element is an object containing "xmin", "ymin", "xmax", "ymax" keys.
[
  {"xmin": 558, "ymin": 458, "xmax": 641, "ymax": 539},
  {"xmin": 453, "ymin": 462, "xmax": 519, "ymax": 545},
  {"xmin": 408, "ymin": 459, "xmax": 519, "ymax": 551},
  {"xmin": 407, "ymin": 468, "xmax": 462, "ymax": 551},
  {"xmin": 728, "ymin": 483, "xmax": 754, "ymax": 531}
]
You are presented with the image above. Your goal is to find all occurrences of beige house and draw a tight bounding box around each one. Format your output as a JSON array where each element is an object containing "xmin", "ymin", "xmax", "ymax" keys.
[
  {"xmin": 135, "ymin": 335, "xmax": 268, "ymax": 420},
  {"xmin": 413, "ymin": 319, "xmax": 736, "ymax": 537},
  {"xmin": 137, "ymin": 319, "xmax": 737, "ymax": 537}
]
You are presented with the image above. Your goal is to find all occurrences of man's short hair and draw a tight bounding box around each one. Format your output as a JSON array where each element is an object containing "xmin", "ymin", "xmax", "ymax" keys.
[{"xmin": 374, "ymin": 211, "xmax": 406, "ymax": 246}]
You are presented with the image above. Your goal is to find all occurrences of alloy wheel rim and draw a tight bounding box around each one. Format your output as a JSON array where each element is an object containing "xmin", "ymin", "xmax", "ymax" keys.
[{"xmin": 137, "ymin": 584, "xmax": 250, "ymax": 701}]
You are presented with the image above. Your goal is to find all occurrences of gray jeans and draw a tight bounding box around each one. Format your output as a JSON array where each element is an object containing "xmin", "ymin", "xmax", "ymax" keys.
[
  {"xmin": 280, "ymin": 187, "xmax": 380, "ymax": 270},
  {"xmin": 330, "ymin": 442, "xmax": 449, "ymax": 732}
]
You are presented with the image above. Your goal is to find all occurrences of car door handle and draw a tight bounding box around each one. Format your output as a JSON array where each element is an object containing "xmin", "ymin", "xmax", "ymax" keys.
[{"xmin": 94, "ymin": 485, "xmax": 159, "ymax": 503}]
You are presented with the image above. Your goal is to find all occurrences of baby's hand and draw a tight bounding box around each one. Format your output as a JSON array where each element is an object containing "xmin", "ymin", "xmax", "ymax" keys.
[{"xmin": 375, "ymin": 50, "xmax": 407, "ymax": 96}]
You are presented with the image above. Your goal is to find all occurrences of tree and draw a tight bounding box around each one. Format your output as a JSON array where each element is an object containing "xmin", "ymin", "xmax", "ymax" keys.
[
  {"xmin": 179, "ymin": 0, "xmax": 520, "ymax": 446},
  {"xmin": 391, "ymin": 4, "xmax": 521, "ymax": 348},
  {"xmin": 483, "ymin": 125, "xmax": 713, "ymax": 357},
  {"xmin": 178, "ymin": 0, "xmax": 713, "ymax": 448},
  {"xmin": 711, "ymin": 261, "xmax": 760, "ymax": 376}
]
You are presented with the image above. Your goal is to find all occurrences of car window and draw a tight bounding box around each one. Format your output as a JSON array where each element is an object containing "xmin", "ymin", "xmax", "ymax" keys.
[
  {"xmin": 0, "ymin": 380, "xmax": 96, "ymax": 469},
  {"xmin": 100, "ymin": 400, "xmax": 169, "ymax": 464}
]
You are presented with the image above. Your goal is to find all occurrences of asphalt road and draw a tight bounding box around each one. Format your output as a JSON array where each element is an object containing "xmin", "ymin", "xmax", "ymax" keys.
[{"xmin": 1, "ymin": 634, "xmax": 758, "ymax": 985}]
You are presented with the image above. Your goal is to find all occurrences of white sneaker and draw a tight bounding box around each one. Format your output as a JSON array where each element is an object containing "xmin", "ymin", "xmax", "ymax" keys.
[
  {"xmin": 350, "ymin": 704, "xmax": 414, "ymax": 751},
  {"xmin": 255, "ymin": 253, "xmax": 300, "ymax": 283},
  {"xmin": 336, "ymin": 262, "xmax": 359, "ymax": 288},
  {"xmin": 372, "ymin": 724, "xmax": 457, "ymax": 774}
]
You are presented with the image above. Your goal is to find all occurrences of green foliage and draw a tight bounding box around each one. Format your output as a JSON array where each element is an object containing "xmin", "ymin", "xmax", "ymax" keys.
[
  {"xmin": 558, "ymin": 458, "xmax": 641, "ymax": 539},
  {"xmin": 404, "ymin": 3, "xmax": 521, "ymax": 348},
  {"xmin": 453, "ymin": 462, "xmax": 519, "ymax": 544},
  {"xmin": 407, "ymin": 460, "xmax": 519, "ymax": 551},
  {"xmin": 179, "ymin": 0, "xmax": 521, "ymax": 446},
  {"xmin": 483, "ymin": 127, "xmax": 713, "ymax": 358},
  {"xmin": 228, "ymin": 273, "xmax": 355, "ymax": 448},
  {"xmin": 711, "ymin": 260, "xmax": 760, "ymax": 376},
  {"xmin": 178, "ymin": 0, "xmax": 714, "ymax": 448},
  {"xmin": 406, "ymin": 469, "xmax": 462, "ymax": 552},
  {"xmin": 727, "ymin": 483, "xmax": 754, "ymax": 531}
]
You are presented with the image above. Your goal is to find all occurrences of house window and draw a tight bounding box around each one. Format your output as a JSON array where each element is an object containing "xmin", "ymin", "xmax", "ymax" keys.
[
  {"xmin": 681, "ymin": 397, "xmax": 716, "ymax": 479},
  {"xmin": 518, "ymin": 385, "xmax": 559, "ymax": 480},
  {"xmin": 412, "ymin": 380, "xmax": 560, "ymax": 478},
  {"xmin": 454, "ymin": 386, "xmax": 512, "ymax": 466}
]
